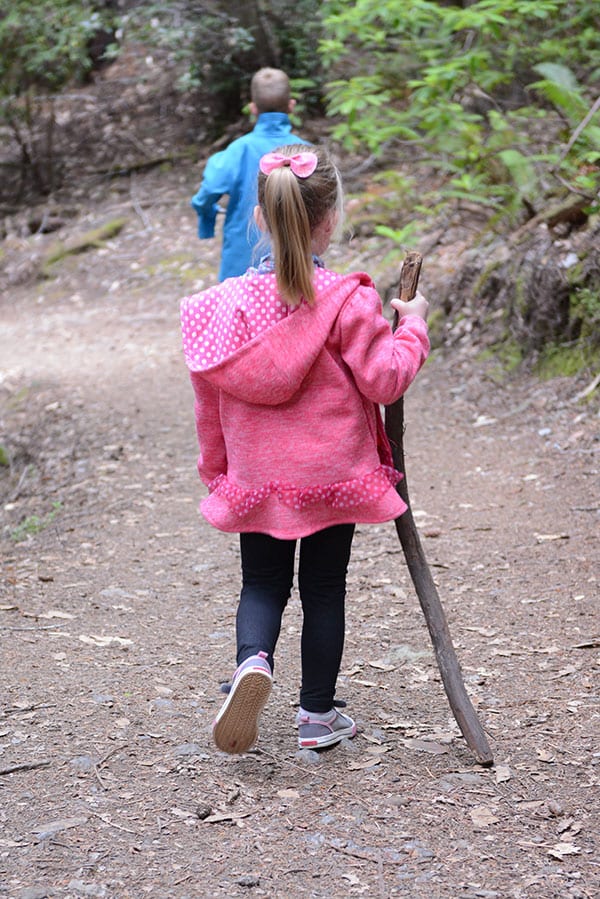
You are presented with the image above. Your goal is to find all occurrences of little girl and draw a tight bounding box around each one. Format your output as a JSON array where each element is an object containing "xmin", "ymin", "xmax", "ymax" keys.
[{"xmin": 180, "ymin": 144, "xmax": 429, "ymax": 754}]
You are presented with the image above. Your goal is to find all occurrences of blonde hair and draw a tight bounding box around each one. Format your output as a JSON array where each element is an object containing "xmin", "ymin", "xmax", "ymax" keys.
[
  {"xmin": 257, "ymin": 144, "xmax": 342, "ymax": 306},
  {"xmin": 250, "ymin": 68, "xmax": 291, "ymax": 113}
]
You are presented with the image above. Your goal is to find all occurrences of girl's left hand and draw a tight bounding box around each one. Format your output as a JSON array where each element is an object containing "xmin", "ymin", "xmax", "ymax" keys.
[{"xmin": 391, "ymin": 291, "xmax": 429, "ymax": 321}]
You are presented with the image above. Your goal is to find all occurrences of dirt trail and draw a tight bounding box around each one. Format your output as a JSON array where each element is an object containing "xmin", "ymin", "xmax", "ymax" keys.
[{"xmin": 1, "ymin": 168, "xmax": 599, "ymax": 898}]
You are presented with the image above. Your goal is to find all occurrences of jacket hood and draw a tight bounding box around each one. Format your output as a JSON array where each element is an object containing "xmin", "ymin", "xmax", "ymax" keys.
[{"xmin": 181, "ymin": 271, "xmax": 374, "ymax": 405}]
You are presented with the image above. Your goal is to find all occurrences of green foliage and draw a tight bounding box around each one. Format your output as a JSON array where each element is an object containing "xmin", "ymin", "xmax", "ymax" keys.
[
  {"xmin": 529, "ymin": 63, "xmax": 600, "ymax": 200},
  {"xmin": 478, "ymin": 339, "xmax": 524, "ymax": 381},
  {"xmin": 319, "ymin": 0, "xmax": 600, "ymax": 224},
  {"xmin": 572, "ymin": 286, "xmax": 600, "ymax": 320},
  {"xmin": 534, "ymin": 341, "xmax": 600, "ymax": 380},
  {"xmin": 0, "ymin": 1, "xmax": 110, "ymax": 94},
  {"xmin": 319, "ymin": 0, "xmax": 600, "ymax": 368},
  {"xmin": 41, "ymin": 218, "xmax": 127, "ymax": 273},
  {"xmin": 375, "ymin": 222, "xmax": 421, "ymax": 246},
  {"xmin": 423, "ymin": 308, "xmax": 446, "ymax": 350},
  {"xmin": 10, "ymin": 501, "xmax": 63, "ymax": 543},
  {"xmin": 570, "ymin": 286, "xmax": 600, "ymax": 341}
]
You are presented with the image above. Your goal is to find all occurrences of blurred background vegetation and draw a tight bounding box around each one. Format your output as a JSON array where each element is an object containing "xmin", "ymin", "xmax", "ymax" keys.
[{"xmin": 1, "ymin": 0, "xmax": 599, "ymax": 369}]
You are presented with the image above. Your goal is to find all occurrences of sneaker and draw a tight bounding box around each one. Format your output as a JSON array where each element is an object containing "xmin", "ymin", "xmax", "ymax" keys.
[
  {"xmin": 296, "ymin": 708, "xmax": 357, "ymax": 750},
  {"xmin": 212, "ymin": 652, "xmax": 272, "ymax": 754}
]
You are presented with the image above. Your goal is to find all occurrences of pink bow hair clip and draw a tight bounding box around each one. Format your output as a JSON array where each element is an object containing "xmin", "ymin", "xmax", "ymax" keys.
[{"xmin": 259, "ymin": 151, "xmax": 318, "ymax": 179}]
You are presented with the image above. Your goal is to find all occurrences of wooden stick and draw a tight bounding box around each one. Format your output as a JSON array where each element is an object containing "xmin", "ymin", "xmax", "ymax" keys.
[
  {"xmin": 0, "ymin": 760, "xmax": 51, "ymax": 775},
  {"xmin": 385, "ymin": 252, "xmax": 494, "ymax": 766}
]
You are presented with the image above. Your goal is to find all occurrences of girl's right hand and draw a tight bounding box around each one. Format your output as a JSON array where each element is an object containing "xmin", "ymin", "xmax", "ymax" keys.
[{"xmin": 390, "ymin": 291, "xmax": 429, "ymax": 321}]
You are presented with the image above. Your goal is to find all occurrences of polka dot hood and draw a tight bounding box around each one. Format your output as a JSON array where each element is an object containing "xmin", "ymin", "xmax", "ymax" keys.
[{"xmin": 181, "ymin": 268, "xmax": 364, "ymax": 404}]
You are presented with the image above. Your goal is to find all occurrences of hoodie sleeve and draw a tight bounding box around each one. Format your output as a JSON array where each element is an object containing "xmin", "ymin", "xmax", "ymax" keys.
[
  {"xmin": 189, "ymin": 371, "xmax": 227, "ymax": 487},
  {"xmin": 191, "ymin": 147, "xmax": 239, "ymax": 239},
  {"xmin": 337, "ymin": 284, "xmax": 430, "ymax": 405}
]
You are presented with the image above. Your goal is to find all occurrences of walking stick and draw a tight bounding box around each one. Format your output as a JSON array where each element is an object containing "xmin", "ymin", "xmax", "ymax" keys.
[{"xmin": 384, "ymin": 252, "xmax": 494, "ymax": 766}]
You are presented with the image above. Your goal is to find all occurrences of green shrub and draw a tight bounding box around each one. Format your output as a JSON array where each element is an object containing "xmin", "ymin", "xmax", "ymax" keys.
[
  {"xmin": 10, "ymin": 501, "xmax": 63, "ymax": 543},
  {"xmin": 319, "ymin": 0, "xmax": 600, "ymax": 223}
]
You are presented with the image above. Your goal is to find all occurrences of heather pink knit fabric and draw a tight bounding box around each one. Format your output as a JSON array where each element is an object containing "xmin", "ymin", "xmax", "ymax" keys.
[{"xmin": 180, "ymin": 267, "xmax": 429, "ymax": 539}]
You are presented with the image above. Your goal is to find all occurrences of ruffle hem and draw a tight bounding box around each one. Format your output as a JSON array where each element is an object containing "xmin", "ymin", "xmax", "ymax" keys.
[{"xmin": 207, "ymin": 465, "xmax": 402, "ymax": 519}]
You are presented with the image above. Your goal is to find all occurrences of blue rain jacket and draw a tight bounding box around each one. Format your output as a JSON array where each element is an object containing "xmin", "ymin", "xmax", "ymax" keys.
[{"xmin": 191, "ymin": 113, "xmax": 310, "ymax": 281}]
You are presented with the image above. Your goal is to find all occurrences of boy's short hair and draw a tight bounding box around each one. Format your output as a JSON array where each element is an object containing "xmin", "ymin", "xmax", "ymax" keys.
[{"xmin": 250, "ymin": 68, "xmax": 291, "ymax": 113}]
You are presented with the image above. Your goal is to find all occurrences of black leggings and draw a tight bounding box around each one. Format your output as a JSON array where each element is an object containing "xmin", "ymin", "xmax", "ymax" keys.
[{"xmin": 237, "ymin": 524, "xmax": 355, "ymax": 713}]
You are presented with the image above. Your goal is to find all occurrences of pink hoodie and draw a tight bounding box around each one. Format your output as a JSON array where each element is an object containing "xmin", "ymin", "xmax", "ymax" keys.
[{"xmin": 180, "ymin": 266, "xmax": 429, "ymax": 539}]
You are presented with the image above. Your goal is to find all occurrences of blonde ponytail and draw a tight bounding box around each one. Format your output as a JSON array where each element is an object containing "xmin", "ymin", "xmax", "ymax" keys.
[
  {"xmin": 257, "ymin": 145, "xmax": 341, "ymax": 306},
  {"xmin": 263, "ymin": 168, "xmax": 314, "ymax": 304}
]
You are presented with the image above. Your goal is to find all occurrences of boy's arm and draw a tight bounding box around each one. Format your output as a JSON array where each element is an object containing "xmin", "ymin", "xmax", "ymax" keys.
[{"xmin": 190, "ymin": 148, "xmax": 236, "ymax": 239}]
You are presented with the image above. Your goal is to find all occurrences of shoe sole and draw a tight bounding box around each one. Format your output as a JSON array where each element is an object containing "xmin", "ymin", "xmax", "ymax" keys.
[
  {"xmin": 298, "ymin": 722, "xmax": 357, "ymax": 750},
  {"xmin": 212, "ymin": 670, "xmax": 272, "ymax": 754}
]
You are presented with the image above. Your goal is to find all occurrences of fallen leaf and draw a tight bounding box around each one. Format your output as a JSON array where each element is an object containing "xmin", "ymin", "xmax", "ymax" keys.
[
  {"xmin": 428, "ymin": 731, "xmax": 455, "ymax": 745},
  {"xmin": 536, "ymin": 748, "xmax": 555, "ymax": 763},
  {"xmin": 39, "ymin": 609, "xmax": 74, "ymax": 620},
  {"xmin": 347, "ymin": 757, "xmax": 381, "ymax": 770},
  {"xmin": 380, "ymin": 719, "xmax": 413, "ymax": 731},
  {"xmin": 32, "ymin": 816, "xmax": 88, "ymax": 837},
  {"xmin": 203, "ymin": 811, "xmax": 251, "ymax": 824},
  {"xmin": 404, "ymin": 738, "xmax": 448, "ymax": 755},
  {"xmin": 170, "ymin": 807, "xmax": 195, "ymax": 819},
  {"xmin": 277, "ymin": 788, "xmax": 300, "ymax": 799},
  {"xmin": 79, "ymin": 634, "xmax": 133, "ymax": 647},
  {"xmin": 549, "ymin": 665, "xmax": 577, "ymax": 679},
  {"xmin": 469, "ymin": 806, "xmax": 499, "ymax": 826},
  {"xmin": 368, "ymin": 660, "xmax": 396, "ymax": 672},
  {"xmin": 344, "ymin": 664, "xmax": 365, "ymax": 676},
  {"xmin": 548, "ymin": 842, "xmax": 581, "ymax": 860},
  {"xmin": 463, "ymin": 626, "xmax": 497, "ymax": 638},
  {"xmin": 495, "ymin": 765, "xmax": 511, "ymax": 783},
  {"xmin": 362, "ymin": 733, "xmax": 384, "ymax": 745},
  {"xmin": 365, "ymin": 745, "xmax": 392, "ymax": 756}
]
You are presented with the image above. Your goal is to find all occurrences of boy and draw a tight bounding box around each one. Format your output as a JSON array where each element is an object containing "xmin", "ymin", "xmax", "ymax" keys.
[{"xmin": 191, "ymin": 68, "xmax": 310, "ymax": 281}]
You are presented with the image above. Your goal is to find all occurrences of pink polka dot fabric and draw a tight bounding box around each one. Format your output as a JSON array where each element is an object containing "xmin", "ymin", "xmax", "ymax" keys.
[
  {"xmin": 207, "ymin": 465, "xmax": 402, "ymax": 518},
  {"xmin": 181, "ymin": 273, "xmax": 284, "ymax": 369},
  {"xmin": 181, "ymin": 269, "xmax": 345, "ymax": 371}
]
